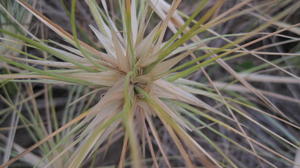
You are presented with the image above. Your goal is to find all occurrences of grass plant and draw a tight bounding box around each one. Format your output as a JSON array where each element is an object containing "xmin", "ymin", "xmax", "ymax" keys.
[{"xmin": 0, "ymin": 0, "xmax": 300, "ymax": 167}]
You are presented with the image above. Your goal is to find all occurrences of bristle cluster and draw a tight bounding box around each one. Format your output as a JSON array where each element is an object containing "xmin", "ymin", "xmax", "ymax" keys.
[{"xmin": 0, "ymin": 0, "xmax": 299, "ymax": 168}]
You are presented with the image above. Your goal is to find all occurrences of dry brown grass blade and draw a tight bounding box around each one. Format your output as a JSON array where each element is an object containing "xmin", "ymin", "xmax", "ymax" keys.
[
  {"xmin": 149, "ymin": 0, "xmax": 183, "ymax": 34},
  {"xmin": 210, "ymin": 0, "xmax": 253, "ymax": 24},
  {"xmin": 200, "ymin": 67, "xmax": 264, "ymax": 166},
  {"xmin": 165, "ymin": 124, "xmax": 195, "ymax": 168},
  {"xmin": 156, "ymin": 0, "xmax": 182, "ymax": 46},
  {"xmin": 145, "ymin": 113, "xmax": 172, "ymax": 168},
  {"xmin": 100, "ymin": 128, "xmax": 124, "ymax": 162},
  {"xmin": 45, "ymin": 143, "xmax": 76, "ymax": 168},
  {"xmin": 0, "ymin": 134, "xmax": 45, "ymax": 167},
  {"xmin": 0, "ymin": 111, "xmax": 89, "ymax": 168},
  {"xmin": 218, "ymin": 48, "xmax": 300, "ymax": 57},
  {"xmin": 0, "ymin": 123, "xmax": 38, "ymax": 131},
  {"xmin": 182, "ymin": 83, "xmax": 299, "ymax": 151},
  {"xmin": 213, "ymin": 82, "xmax": 300, "ymax": 105},
  {"xmin": 4, "ymin": 55, "xmax": 91, "ymax": 68},
  {"xmin": 0, "ymin": 74, "xmax": 54, "ymax": 80},
  {"xmin": 118, "ymin": 134, "xmax": 128, "ymax": 168},
  {"xmin": 206, "ymin": 108, "xmax": 296, "ymax": 164},
  {"xmin": 209, "ymin": 24, "xmax": 300, "ymax": 120},
  {"xmin": 0, "ymin": 89, "xmax": 45, "ymax": 115},
  {"xmin": 143, "ymin": 120, "xmax": 159, "ymax": 168},
  {"xmin": 148, "ymin": 95, "xmax": 221, "ymax": 168},
  {"xmin": 201, "ymin": 26, "xmax": 300, "ymax": 80},
  {"xmin": 180, "ymin": 82, "xmax": 300, "ymax": 130},
  {"xmin": 67, "ymin": 88, "xmax": 103, "ymax": 107},
  {"xmin": 238, "ymin": 73, "xmax": 300, "ymax": 84}
]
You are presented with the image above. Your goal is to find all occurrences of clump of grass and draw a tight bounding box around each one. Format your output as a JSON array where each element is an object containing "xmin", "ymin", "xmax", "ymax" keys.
[{"xmin": 0, "ymin": 0, "xmax": 300, "ymax": 167}]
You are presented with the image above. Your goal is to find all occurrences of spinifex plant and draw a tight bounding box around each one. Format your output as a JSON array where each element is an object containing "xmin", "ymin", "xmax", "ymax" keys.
[{"xmin": 0, "ymin": 0, "xmax": 300, "ymax": 167}]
